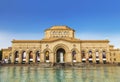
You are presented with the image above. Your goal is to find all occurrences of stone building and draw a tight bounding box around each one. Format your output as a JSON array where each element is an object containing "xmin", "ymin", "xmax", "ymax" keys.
[{"xmin": 2, "ymin": 26, "xmax": 120, "ymax": 64}]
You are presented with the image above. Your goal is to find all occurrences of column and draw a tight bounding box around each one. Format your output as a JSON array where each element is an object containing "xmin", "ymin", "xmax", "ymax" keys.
[
  {"xmin": 106, "ymin": 52, "xmax": 110, "ymax": 63},
  {"xmin": 19, "ymin": 51, "xmax": 22, "ymax": 64},
  {"xmin": 39, "ymin": 52, "xmax": 41, "ymax": 62},
  {"xmin": 92, "ymin": 51, "xmax": 96, "ymax": 63},
  {"xmin": 86, "ymin": 51, "xmax": 89, "ymax": 63},
  {"xmin": 40, "ymin": 52, "xmax": 44, "ymax": 63},
  {"xmin": 76, "ymin": 53, "xmax": 81, "ymax": 62},
  {"xmin": 2, "ymin": 52, "xmax": 4, "ymax": 60},
  {"xmin": 79, "ymin": 51, "xmax": 82, "ymax": 62},
  {"xmin": 99, "ymin": 52, "xmax": 103, "ymax": 63},
  {"xmin": 65, "ymin": 52, "xmax": 71, "ymax": 63},
  {"xmin": 26, "ymin": 52, "xmax": 29, "ymax": 63},
  {"xmin": 11, "ymin": 52, "xmax": 14, "ymax": 63},
  {"xmin": 33, "ymin": 52, "xmax": 36, "ymax": 63},
  {"xmin": 49, "ymin": 52, "xmax": 54, "ymax": 63}
]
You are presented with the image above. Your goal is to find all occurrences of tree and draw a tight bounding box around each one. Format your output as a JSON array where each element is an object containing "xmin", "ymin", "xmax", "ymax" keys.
[{"xmin": 0, "ymin": 50, "xmax": 2, "ymax": 60}]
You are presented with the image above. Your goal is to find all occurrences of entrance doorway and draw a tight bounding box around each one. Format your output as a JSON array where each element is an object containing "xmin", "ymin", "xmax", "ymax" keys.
[{"xmin": 56, "ymin": 48, "xmax": 65, "ymax": 63}]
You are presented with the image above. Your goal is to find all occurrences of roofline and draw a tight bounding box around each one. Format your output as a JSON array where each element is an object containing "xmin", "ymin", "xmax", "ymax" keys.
[
  {"xmin": 44, "ymin": 25, "xmax": 75, "ymax": 32},
  {"xmin": 12, "ymin": 39, "xmax": 109, "ymax": 43}
]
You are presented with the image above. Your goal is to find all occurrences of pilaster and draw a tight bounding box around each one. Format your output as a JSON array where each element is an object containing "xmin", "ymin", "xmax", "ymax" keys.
[
  {"xmin": 76, "ymin": 53, "xmax": 81, "ymax": 62},
  {"xmin": 92, "ymin": 51, "xmax": 96, "ymax": 63},
  {"xmin": 100, "ymin": 52, "xmax": 103, "ymax": 63},
  {"xmin": 26, "ymin": 52, "xmax": 29, "ymax": 63},
  {"xmin": 18, "ymin": 52, "xmax": 22, "ymax": 63},
  {"xmin": 49, "ymin": 52, "xmax": 54, "ymax": 63},
  {"xmin": 11, "ymin": 52, "xmax": 14, "ymax": 63},
  {"xmin": 33, "ymin": 52, "xmax": 36, "ymax": 63},
  {"xmin": 40, "ymin": 52, "xmax": 44, "ymax": 63}
]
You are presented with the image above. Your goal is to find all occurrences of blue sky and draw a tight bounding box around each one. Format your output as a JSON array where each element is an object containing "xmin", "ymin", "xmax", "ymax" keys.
[{"xmin": 0, "ymin": 0, "xmax": 120, "ymax": 49}]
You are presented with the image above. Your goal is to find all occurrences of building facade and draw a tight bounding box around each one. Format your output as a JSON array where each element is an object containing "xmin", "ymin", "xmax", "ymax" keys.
[{"xmin": 2, "ymin": 26, "xmax": 120, "ymax": 64}]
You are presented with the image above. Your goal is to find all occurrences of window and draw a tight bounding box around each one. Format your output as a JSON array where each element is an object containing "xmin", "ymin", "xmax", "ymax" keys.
[
  {"xmin": 89, "ymin": 50, "xmax": 92, "ymax": 58},
  {"xmin": 36, "ymin": 51, "xmax": 40, "ymax": 62},
  {"xmin": 45, "ymin": 51, "xmax": 49, "ymax": 60},
  {"xmin": 72, "ymin": 51, "xmax": 76, "ymax": 60},
  {"xmin": 102, "ymin": 51, "xmax": 106, "ymax": 58},
  {"xmin": 81, "ymin": 51, "xmax": 85, "ymax": 58},
  {"xmin": 96, "ymin": 51, "xmax": 99, "ymax": 58}
]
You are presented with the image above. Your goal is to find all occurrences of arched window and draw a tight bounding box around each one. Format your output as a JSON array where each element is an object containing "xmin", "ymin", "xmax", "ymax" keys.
[
  {"xmin": 22, "ymin": 51, "xmax": 26, "ymax": 62},
  {"xmin": 14, "ymin": 51, "xmax": 19, "ymax": 63},
  {"xmin": 45, "ymin": 51, "xmax": 49, "ymax": 62},
  {"xmin": 81, "ymin": 50, "xmax": 86, "ymax": 62},
  {"xmin": 96, "ymin": 50, "xmax": 100, "ymax": 64},
  {"xmin": 96, "ymin": 51, "xmax": 99, "ymax": 58},
  {"xmin": 72, "ymin": 50, "xmax": 76, "ymax": 62},
  {"xmin": 102, "ymin": 51, "xmax": 106, "ymax": 58},
  {"xmin": 102, "ymin": 51, "xmax": 106, "ymax": 64},
  {"xmin": 89, "ymin": 50, "xmax": 92, "ymax": 58},
  {"xmin": 36, "ymin": 51, "xmax": 40, "ymax": 62},
  {"xmin": 81, "ymin": 51, "xmax": 85, "ymax": 58},
  {"xmin": 29, "ymin": 51, "xmax": 33, "ymax": 62}
]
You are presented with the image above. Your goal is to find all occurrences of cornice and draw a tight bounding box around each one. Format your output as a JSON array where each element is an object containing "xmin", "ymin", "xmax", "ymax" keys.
[
  {"xmin": 110, "ymin": 49, "xmax": 120, "ymax": 51},
  {"xmin": 80, "ymin": 40, "xmax": 109, "ymax": 43},
  {"xmin": 2, "ymin": 47, "xmax": 12, "ymax": 51},
  {"xmin": 12, "ymin": 39, "xmax": 109, "ymax": 43},
  {"xmin": 12, "ymin": 40, "xmax": 41, "ymax": 43}
]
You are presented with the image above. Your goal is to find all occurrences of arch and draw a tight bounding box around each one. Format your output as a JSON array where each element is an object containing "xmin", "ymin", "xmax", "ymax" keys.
[
  {"xmin": 88, "ymin": 50, "xmax": 92, "ymax": 58},
  {"xmin": 43, "ymin": 48, "xmax": 52, "ymax": 54},
  {"xmin": 88, "ymin": 50, "xmax": 93, "ymax": 63},
  {"xmin": 81, "ymin": 50, "xmax": 86, "ymax": 58},
  {"xmin": 95, "ymin": 50, "xmax": 100, "ymax": 64},
  {"xmin": 43, "ymin": 48, "xmax": 52, "ymax": 63},
  {"xmin": 81, "ymin": 50, "xmax": 86, "ymax": 62},
  {"xmin": 45, "ymin": 51, "xmax": 49, "ymax": 62},
  {"xmin": 71, "ymin": 48, "xmax": 79, "ymax": 53},
  {"xmin": 71, "ymin": 48, "xmax": 79, "ymax": 62},
  {"xmin": 102, "ymin": 51, "xmax": 106, "ymax": 58},
  {"xmin": 95, "ymin": 50, "xmax": 99, "ymax": 58},
  {"xmin": 14, "ymin": 51, "xmax": 19, "ymax": 63},
  {"xmin": 36, "ymin": 51, "xmax": 40, "ymax": 62},
  {"xmin": 53, "ymin": 44, "xmax": 69, "ymax": 63},
  {"xmin": 22, "ymin": 51, "xmax": 27, "ymax": 63},
  {"xmin": 29, "ymin": 51, "xmax": 33, "ymax": 62},
  {"xmin": 72, "ymin": 50, "xmax": 77, "ymax": 62},
  {"xmin": 56, "ymin": 48, "xmax": 65, "ymax": 63},
  {"xmin": 53, "ymin": 44, "xmax": 69, "ymax": 54}
]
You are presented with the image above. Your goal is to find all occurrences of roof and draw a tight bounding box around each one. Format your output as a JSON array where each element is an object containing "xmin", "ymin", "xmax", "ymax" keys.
[{"xmin": 45, "ymin": 26, "xmax": 75, "ymax": 31}]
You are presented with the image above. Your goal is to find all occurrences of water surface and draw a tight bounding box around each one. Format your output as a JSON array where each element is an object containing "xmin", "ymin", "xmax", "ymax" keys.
[{"xmin": 0, "ymin": 66, "xmax": 120, "ymax": 82}]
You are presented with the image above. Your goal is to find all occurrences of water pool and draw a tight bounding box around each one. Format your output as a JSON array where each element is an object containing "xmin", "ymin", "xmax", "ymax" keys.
[{"xmin": 0, "ymin": 66, "xmax": 120, "ymax": 82}]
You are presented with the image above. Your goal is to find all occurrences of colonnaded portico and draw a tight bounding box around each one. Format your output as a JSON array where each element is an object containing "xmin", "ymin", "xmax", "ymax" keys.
[{"xmin": 2, "ymin": 26, "xmax": 120, "ymax": 65}]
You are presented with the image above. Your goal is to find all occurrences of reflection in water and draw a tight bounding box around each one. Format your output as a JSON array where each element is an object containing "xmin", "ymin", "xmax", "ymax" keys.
[{"xmin": 0, "ymin": 66, "xmax": 120, "ymax": 82}]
